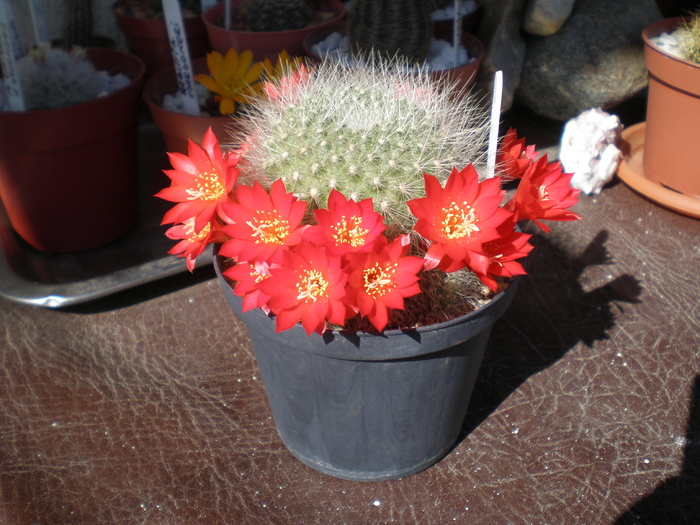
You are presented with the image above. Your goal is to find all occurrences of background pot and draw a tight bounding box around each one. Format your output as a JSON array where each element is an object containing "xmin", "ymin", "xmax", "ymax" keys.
[
  {"xmin": 143, "ymin": 57, "xmax": 240, "ymax": 155},
  {"xmin": 214, "ymin": 251, "xmax": 518, "ymax": 481},
  {"xmin": 113, "ymin": 0, "xmax": 211, "ymax": 77},
  {"xmin": 203, "ymin": 0, "xmax": 347, "ymax": 61},
  {"xmin": 0, "ymin": 48, "xmax": 146, "ymax": 253},
  {"xmin": 303, "ymin": 20, "xmax": 484, "ymax": 93},
  {"xmin": 642, "ymin": 17, "xmax": 700, "ymax": 198}
]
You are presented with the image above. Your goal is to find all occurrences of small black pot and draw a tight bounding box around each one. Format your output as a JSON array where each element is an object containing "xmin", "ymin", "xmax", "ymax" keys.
[{"xmin": 214, "ymin": 251, "xmax": 518, "ymax": 481}]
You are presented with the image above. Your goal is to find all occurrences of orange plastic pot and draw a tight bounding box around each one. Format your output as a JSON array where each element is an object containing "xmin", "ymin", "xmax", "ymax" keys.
[
  {"xmin": 113, "ymin": 0, "xmax": 211, "ymax": 77},
  {"xmin": 202, "ymin": 0, "xmax": 347, "ymax": 61},
  {"xmin": 642, "ymin": 17, "xmax": 700, "ymax": 198},
  {"xmin": 142, "ymin": 58, "xmax": 240, "ymax": 155},
  {"xmin": 303, "ymin": 21, "xmax": 484, "ymax": 93},
  {"xmin": 0, "ymin": 48, "xmax": 146, "ymax": 252}
]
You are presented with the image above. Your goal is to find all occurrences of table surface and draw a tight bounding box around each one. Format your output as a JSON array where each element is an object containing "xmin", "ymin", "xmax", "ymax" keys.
[{"xmin": 1, "ymin": 100, "xmax": 699, "ymax": 525}]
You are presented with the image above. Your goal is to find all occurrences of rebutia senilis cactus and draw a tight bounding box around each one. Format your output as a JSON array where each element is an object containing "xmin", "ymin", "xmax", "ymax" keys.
[
  {"xmin": 233, "ymin": 57, "xmax": 489, "ymax": 231},
  {"xmin": 348, "ymin": 0, "xmax": 433, "ymax": 64},
  {"xmin": 681, "ymin": 11, "xmax": 700, "ymax": 64},
  {"xmin": 17, "ymin": 45, "xmax": 104, "ymax": 111},
  {"xmin": 242, "ymin": 0, "xmax": 313, "ymax": 32}
]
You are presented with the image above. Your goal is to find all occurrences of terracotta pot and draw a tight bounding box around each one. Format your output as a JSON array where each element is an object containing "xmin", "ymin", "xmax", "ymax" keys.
[
  {"xmin": 303, "ymin": 21, "xmax": 484, "ymax": 93},
  {"xmin": 642, "ymin": 17, "xmax": 700, "ymax": 198},
  {"xmin": 202, "ymin": 0, "xmax": 347, "ymax": 62},
  {"xmin": 0, "ymin": 48, "xmax": 146, "ymax": 252},
  {"xmin": 113, "ymin": 0, "xmax": 211, "ymax": 77},
  {"xmin": 214, "ymin": 250, "xmax": 519, "ymax": 481},
  {"xmin": 142, "ymin": 58, "xmax": 239, "ymax": 155}
]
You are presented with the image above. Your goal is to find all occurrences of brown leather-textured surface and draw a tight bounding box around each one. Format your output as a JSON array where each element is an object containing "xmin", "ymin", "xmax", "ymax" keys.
[{"xmin": 2, "ymin": 114, "xmax": 700, "ymax": 523}]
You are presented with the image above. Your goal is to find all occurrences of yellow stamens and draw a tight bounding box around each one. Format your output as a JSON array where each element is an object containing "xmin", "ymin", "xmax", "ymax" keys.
[
  {"xmin": 363, "ymin": 263, "xmax": 397, "ymax": 298},
  {"xmin": 441, "ymin": 202, "xmax": 480, "ymax": 240},
  {"xmin": 246, "ymin": 211, "xmax": 290, "ymax": 244},
  {"xmin": 186, "ymin": 172, "xmax": 226, "ymax": 201},
  {"xmin": 296, "ymin": 270, "xmax": 329, "ymax": 302},
  {"xmin": 332, "ymin": 216, "xmax": 368, "ymax": 247}
]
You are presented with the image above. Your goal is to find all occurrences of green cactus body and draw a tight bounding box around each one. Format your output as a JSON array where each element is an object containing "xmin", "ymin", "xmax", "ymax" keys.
[
  {"xmin": 64, "ymin": 0, "xmax": 93, "ymax": 49},
  {"xmin": 348, "ymin": 0, "xmax": 433, "ymax": 64},
  {"xmin": 18, "ymin": 47, "xmax": 105, "ymax": 111},
  {"xmin": 234, "ymin": 58, "xmax": 489, "ymax": 231},
  {"xmin": 242, "ymin": 0, "xmax": 313, "ymax": 32}
]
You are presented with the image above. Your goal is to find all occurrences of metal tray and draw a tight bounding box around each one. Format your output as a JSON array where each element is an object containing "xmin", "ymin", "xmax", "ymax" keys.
[{"xmin": 0, "ymin": 121, "xmax": 211, "ymax": 308}]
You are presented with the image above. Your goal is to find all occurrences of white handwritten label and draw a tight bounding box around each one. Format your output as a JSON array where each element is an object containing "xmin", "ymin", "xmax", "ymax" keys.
[
  {"xmin": 0, "ymin": 0, "xmax": 26, "ymax": 111},
  {"xmin": 163, "ymin": 0, "xmax": 200, "ymax": 115}
]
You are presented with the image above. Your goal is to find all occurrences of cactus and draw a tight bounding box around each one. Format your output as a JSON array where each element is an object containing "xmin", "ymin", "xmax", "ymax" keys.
[
  {"xmin": 233, "ymin": 58, "xmax": 489, "ymax": 231},
  {"xmin": 681, "ymin": 11, "xmax": 700, "ymax": 64},
  {"xmin": 64, "ymin": 0, "xmax": 93, "ymax": 49},
  {"xmin": 348, "ymin": 0, "xmax": 433, "ymax": 64},
  {"xmin": 17, "ymin": 46, "xmax": 105, "ymax": 111},
  {"xmin": 241, "ymin": 0, "xmax": 313, "ymax": 32}
]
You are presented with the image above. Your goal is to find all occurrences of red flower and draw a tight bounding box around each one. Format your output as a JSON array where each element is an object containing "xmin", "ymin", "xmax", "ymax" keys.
[
  {"xmin": 219, "ymin": 179, "xmax": 307, "ymax": 265},
  {"xmin": 505, "ymin": 155, "xmax": 581, "ymax": 232},
  {"xmin": 257, "ymin": 243, "xmax": 351, "ymax": 335},
  {"xmin": 263, "ymin": 64, "xmax": 310, "ymax": 102},
  {"xmin": 497, "ymin": 127, "xmax": 538, "ymax": 180},
  {"xmin": 407, "ymin": 165, "xmax": 513, "ymax": 275},
  {"xmin": 223, "ymin": 260, "xmax": 274, "ymax": 313},
  {"xmin": 156, "ymin": 128, "xmax": 240, "ymax": 232},
  {"xmin": 303, "ymin": 189, "xmax": 386, "ymax": 256},
  {"xmin": 472, "ymin": 220, "xmax": 534, "ymax": 292},
  {"xmin": 346, "ymin": 235, "xmax": 424, "ymax": 332},
  {"xmin": 165, "ymin": 217, "xmax": 226, "ymax": 272}
]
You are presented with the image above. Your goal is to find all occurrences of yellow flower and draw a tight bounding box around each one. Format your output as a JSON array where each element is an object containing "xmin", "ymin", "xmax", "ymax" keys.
[
  {"xmin": 195, "ymin": 49, "xmax": 265, "ymax": 115},
  {"xmin": 261, "ymin": 50, "xmax": 304, "ymax": 84}
]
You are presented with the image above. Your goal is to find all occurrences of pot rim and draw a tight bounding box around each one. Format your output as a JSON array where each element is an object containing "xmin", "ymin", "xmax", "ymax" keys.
[{"xmin": 642, "ymin": 16, "xmax": 700, "ymax": 68}]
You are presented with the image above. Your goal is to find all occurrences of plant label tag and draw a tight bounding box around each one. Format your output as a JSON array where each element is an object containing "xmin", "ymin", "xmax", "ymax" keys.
[
  {"xmin": 27, "ymin": 0, "xmax": 48, "ymax": 45},
  {"xmin": 0, "ymin": 0, "xmax": 26, "ymax": 111},
  {"xmin": 163, "ymin": 0, "xmax": 200, "ymax": 116}
]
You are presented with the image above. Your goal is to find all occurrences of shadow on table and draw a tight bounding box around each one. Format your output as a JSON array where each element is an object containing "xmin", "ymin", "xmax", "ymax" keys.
[
  {"xmin": 462, "ymin": 228, "xmax": 642, "ymax": 436},
  {"xmin": 615, "ymin": 375, "xmax": 700, "ymax": 524}
]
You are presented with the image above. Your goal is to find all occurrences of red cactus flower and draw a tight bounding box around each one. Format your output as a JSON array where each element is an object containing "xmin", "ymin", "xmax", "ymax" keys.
[
  {"xmin": 472, "ymin": 220, "xmax": 534, "ymax": 291},
  {"xmin": 219, "ymin": 179, "xmax": 307, "ymax": 265},
  {"xmin": 407, "ymin": 165, "xmax": 514, "ymax": 275},
  {"xmin": 156, "ymin": 128, "xmax": 240, "ymax": 232},
  {"xmin": 165, "ymin": 217, "xmax": 226, "ymax": 272},
  {"xmin": 346, "ymin": 234, "xmax": 424, "ymax": 332},
  {"xmin": 223, "ymin": 260, "xmax": 274, "ymax": 313},
  {"xmin": 303, "ymin": 189, "xmax": 386, "ymax": 256},
  {"xmin": 497, "ymin": 127, "xmax": 538, "ymax": 180},
  {"xmin": 505, "ymin": 154, "xmax": 581, "ymax": 232},
  {"xmin": 257, "ymin": 243, "xmax": 352, "ymax": 335}
]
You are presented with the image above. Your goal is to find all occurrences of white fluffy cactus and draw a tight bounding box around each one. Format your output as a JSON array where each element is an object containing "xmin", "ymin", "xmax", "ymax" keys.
[
  {"xmin": 235, "ymin": 58, "xmax": 489, "ymax": 230},
  {"xmin": 17, "ymin": 46, "xmax": 105, "ymax": 111}
]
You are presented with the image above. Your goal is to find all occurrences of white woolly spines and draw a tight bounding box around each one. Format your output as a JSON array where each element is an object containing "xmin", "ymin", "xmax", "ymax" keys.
[
  {"xmin": 236, "ymin": 58, "xmax": 489, "ymax": 229},
  {"xmin": 17, "ymin": 46, "xmax": 104, "ymax": 111}
]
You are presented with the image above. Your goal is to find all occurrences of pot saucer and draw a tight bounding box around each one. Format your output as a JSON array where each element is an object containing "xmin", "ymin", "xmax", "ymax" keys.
[{"xmin": 616, "ymin": 122, "xmax": 700, "ymax": 219}]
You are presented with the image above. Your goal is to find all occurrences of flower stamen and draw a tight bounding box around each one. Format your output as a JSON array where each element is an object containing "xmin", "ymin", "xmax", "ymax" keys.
[
  {"xmin": 296, "ymin": 270, "xmax": 329, "ymax": 302},
  {"xmin": 441, "ymin": 202, "xmax": 480, "ymax": 239},
  {"xmin": 332, "ymin": 216, "xmax": 369, "ymax": 247},
  {"xmin": 185, "ymin": 172, "xmax": 226, "ymax": 201},
  {"xmin": 246, "ymin": 212, "xmax": 290, "ymax": 244},
  {"xmin": 363, "ymin": 263, "xmax": 397, "ymax": 298}
]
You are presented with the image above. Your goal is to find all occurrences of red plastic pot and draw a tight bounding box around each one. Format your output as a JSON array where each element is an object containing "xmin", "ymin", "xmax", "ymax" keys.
[
  {"xmin": 303, "ymin": 21, "xmax": 484, "ymax": 93},
  {"xmin": 642, "ymin": 17, "xmax": 700, "ymax": 198},
  {"xmin": 0, "ymin": 48, "xmax": 146, "ymax": 252},
  {"xmin": 113, "ymin": 0, "xmax": 211, "ymax": 77},
  {"xmin": 143, "ymin": 57, "xmax": 241, "ymax": 155},
  {"xmin": 203, "ymin": 0, "xmax": 347, "ymax": 61}
]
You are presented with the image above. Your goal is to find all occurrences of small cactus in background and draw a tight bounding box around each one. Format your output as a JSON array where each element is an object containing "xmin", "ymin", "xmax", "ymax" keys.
[
  {"xmin": 17, "ymin": 45, "xmax": 105, "ymax": 110},
  {"xmin": 234, "ymin": 58, "xmax": 489, "ymax": 230},
  {"xmin": 348, "ymin": 0, "xmax": 433, "ymax": 64},
  {"xmin": 681, "ymin": 11, "xmax": 700, "ymax": 64},
  {"xmin": 64, "ymin": 0, "xmax": 93, "ymax": 49},
  {"xmin": 241, "ymin": 0, "xmax": 313, "ymax": 32}
]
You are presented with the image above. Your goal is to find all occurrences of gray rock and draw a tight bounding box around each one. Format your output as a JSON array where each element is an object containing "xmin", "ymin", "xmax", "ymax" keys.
[
  {"xmin": 515, "ymin": 0, "xmax": 663, "ymax": 121},
  {"xmin": 474, "ymin": 0, "xmax": 528, "ymax": 112},
  {"xmin": 523, "ymin": 0, "xmax": 576, "ymax": 36}
]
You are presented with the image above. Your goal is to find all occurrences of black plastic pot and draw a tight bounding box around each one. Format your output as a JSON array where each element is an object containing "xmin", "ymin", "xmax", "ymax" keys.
[{"xmin": 214, "ymin": 251, "xmax": 518, "ymax": 481}]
